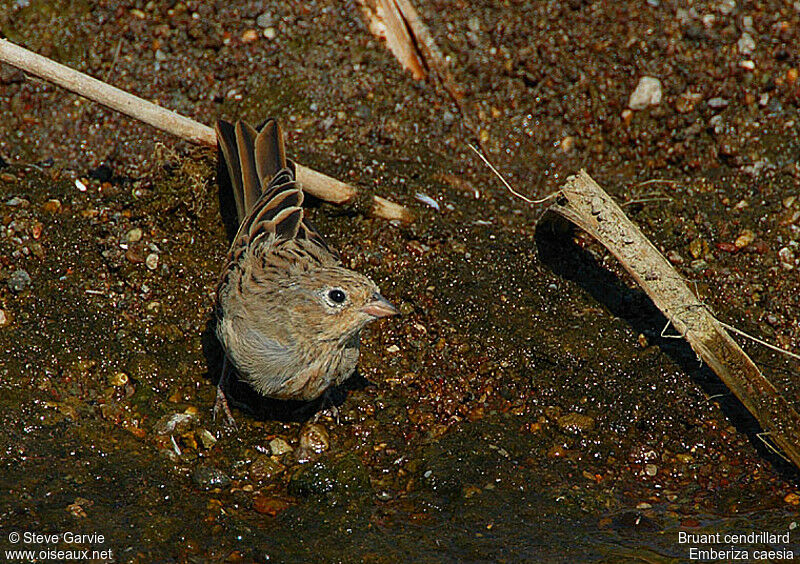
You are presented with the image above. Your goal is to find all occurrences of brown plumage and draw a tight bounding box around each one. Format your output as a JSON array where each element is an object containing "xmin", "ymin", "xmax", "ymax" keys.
[{"xmin": 214, "ymin": 119, "xmax": 396, "ymax": 422}]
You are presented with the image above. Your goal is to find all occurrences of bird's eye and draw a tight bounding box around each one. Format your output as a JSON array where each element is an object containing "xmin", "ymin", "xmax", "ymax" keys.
[{"xmin": 328, "ymin": 288, "xmax": 347, "ymax": 304}]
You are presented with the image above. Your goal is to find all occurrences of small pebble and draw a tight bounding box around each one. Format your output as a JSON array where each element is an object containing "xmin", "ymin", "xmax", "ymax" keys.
[
  {"xmin": 737, "ymin": 33, "xmax": 755, "ymax": 55},
  {"xmin": 734, "ymin": 229, "xmax": 755, "ymax": 249},
  {"xmin": 688, "ymin": 238, "xmax": 709, "ymax": 259},
  {"xmin": 256, "ymin": 12, "xmax": 273, "ymax": 27},
  {"xmin": 107, "ymin": 372, "xmax": 129, "ymax": 386},
  {"xmin": 263, "ymin": 27, "xmax": 276, "ymax": 40},
  {"xmin": 644, "ymin": 464, "xmax": 658, "ymax": 477},
  {"xmin": 42, "ymin": 199, "xmax": 61, "ymax": 213},
  {"xmin": 0, "ymin": 309, "xmax": 8, "ymax": 327},
  {"xmin": 191, "ymin": 465, "xmax": 231, "ymax": 490},
  {"xmin": 253, "ymin": 495, "xmax": 289, "ymax": 516},
  {"xmin": 250, "ymin": 455, "xmax": 286, "ymax": 481},
  {"xmin": 7, "ymin": 269, "xmax": 31, "ymax": 293},
  {"xmin": 778, "ymin": 247, "xmax": 795, "ymax": 270},
  {"xmin": 198, "ymin": 429, "xmax": 217, "ymax": 449},
  {"xmin": 628, "ymin": 77, "xmax": 662, "ymax": 110},
  {"xmin": 675, "ymin": 91, "xmax": 703, "ymax": 113},
  {"xmin": 784, "ymin": 492, "xmax": 800, "ymax": 505},
  {"xmin": 299, "ymin": 423, "xmax": 330, "ymax": 454},
  {"xmin": 557, "ymin": 412, "xmax": 595, "ymax": 434},
  {"xmin": 707, "ymin": 97, "xmax": 729, "ymax": 110},
  {"xmin": 145, "ymin": 253, "xmax": 159, "ymax": 270},
  {"xmin": 415, "ymin": 192, "xmax": 440, "ymax": 211},
  {"xmin": 153, "ymin": 412, "xmax": 196, "ymax": 435},
  {"xmin": 125, "ymin": 248, "xmax": 145, "ymax": 264},
  {"xmin": 667, "ymin": 250, "xmax": 684, "ymax": 264},
  {"xmin": 6, "ymin": 196, "xmax": 30, "ymax": 207},
  {"xmin": 241, "ymin": 29, "xmax": 258, "ymax": 43},
  {"xmin": 126, "ymin": 227, "xmax": 143, "ymax": 243},
  {"xmin": 269, "ymin": 437, "xmax": 293, "ymax": 455},
  {"xmin": 717, "ymin": 0, "xmax": 735, "ymax": 14}
]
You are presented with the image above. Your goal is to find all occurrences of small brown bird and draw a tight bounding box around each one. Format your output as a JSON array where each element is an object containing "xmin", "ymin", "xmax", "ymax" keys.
[{"xmin": 213, "ymin": 118, "xmax": 396, "ymax": 424}]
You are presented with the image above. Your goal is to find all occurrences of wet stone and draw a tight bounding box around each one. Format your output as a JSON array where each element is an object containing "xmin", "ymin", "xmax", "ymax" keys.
[
  {"xmin": 253, "ymin": 495, "xmax": 289, "ymax": 516},
  {"xmin": 192, "ymin": 465, "xmax": 231, "ymax": 490},
  {"xmin": 7, "ymin": 269, "xmax": 31, "ymax": 293},
  {"xmin": 197, "ymin": 429, "xmax": 217, "ymax": 449},
  {"xmin": 299, "ymin": 423, "xmax": 330, "ymax": 454},
  {"xmin": 107, "ymin": 372, "xmax": 129, "ymax": 386},
  {"xmin": 153, "ymin": 412, "xmax": 197, "ymax": 435},
  {"xmin": 250, "ymin": 455, "xmax": 286, "ymax": 481},
  {"xmin": 269, "ymin": 437, "xmax": 293, "ymax": 455},
  {"xmin": 557, "ymin": 412, "xmax": 596, "ymax": 434},
  {"xmin": 288, "ymin": 453, "xmax": 371, "ymax": 499}
]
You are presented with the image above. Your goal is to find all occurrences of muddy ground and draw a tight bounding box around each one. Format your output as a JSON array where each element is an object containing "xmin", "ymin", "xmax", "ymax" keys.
[{"xmin": 1, "ymin": 0, "xmax": 799, "ymax": 562}]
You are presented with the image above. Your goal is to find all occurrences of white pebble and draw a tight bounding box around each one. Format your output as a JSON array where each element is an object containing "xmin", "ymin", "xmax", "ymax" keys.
[
  {"xmin": 778, "ymin": 247, "xmax": 796, "ymax": 270},
  {"xmin": 126, "ymin": 227, "xmax": 143, "ymax": 243},
  {"xmin": 737, "ymin": 32, "xmax": 755, "ymax": 55},
  {"xmin": 415, "ymin": 192, "xmax": 440, "ymax": 211},
  {"xmin": 145, "ymin": 253, "xmax": 159, "ymax": 270},
  {"xmin": 75, "ymin": 178, "xmax": 87, "ymax": 192},
  {"xmin": 628, "ymin": 77, "xmax": 662, "ymax": 110}
]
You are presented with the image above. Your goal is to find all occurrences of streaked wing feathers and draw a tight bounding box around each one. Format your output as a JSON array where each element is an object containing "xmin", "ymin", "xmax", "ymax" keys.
[{"xmin": 216, "ymin": 118, "xmax": 339, "ymax": 265}]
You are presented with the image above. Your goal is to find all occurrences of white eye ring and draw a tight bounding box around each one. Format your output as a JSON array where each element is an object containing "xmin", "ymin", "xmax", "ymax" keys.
[{"xmin": 325, "ymin": 287, "xmax": 347, "ymax": 306}]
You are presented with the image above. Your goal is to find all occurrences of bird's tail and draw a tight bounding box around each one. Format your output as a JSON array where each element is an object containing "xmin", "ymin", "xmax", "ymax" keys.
[{"xmin": 215, "ymin": 118, "xmax": 289, "ymax": 224}]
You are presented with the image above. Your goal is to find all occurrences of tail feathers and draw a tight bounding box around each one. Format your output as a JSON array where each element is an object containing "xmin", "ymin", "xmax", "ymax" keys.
[
  {"xmin": 215, "ymin": 118, "xmax": 290, "ymax": 223},
  {"xmin": 254, "ymin": 119, "xmax": 287, "ymax": 184}
]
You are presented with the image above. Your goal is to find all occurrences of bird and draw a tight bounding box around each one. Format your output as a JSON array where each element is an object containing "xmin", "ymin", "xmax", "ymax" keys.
[{"xmin": 213, "ymin": 118, "xmax": 397, "ymax": 425}]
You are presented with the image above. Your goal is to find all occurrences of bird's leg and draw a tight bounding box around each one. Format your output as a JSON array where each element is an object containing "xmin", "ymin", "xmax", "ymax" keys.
[
  {"xmin": 313, "ymin": 389, "xmax": 340, "ymax": 424},
  {"xmin": 213, "ymin": 357, "xmax": 238, "ymax": 429}
]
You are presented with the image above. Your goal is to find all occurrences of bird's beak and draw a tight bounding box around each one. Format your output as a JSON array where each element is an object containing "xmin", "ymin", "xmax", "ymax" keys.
[{"xmin": 361, "ymin": 293, "xmax": 398, "ymax": 318}]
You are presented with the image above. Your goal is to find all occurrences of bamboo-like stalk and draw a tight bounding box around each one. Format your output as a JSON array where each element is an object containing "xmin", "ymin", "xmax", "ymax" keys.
[
  {"xmin": 0, "ymin": 38, "xmax": 413, "ymax": 222},
  {"xmin": 543, "ymin": 170, "xmax": 800, "ymax": 470}
]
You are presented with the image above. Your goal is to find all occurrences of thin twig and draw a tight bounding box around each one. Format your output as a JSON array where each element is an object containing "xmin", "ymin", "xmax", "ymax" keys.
[
  {"xmin": 621, "ymin": 197, "xmax": 672, "ymax": 206},
  {"xmin": 634, "ymin": 179, "xmax": 679, "ymax": 187},
  {"xmin": 718, "ymin": 321, "xmax": 800, "ymax": 362},
  {"xmin": 467, "ymin": 143, "xmax": 557, "ymax": 205},
  {"xmin": 103, "ymin": 37, "xmax": 124, "ymax": 82}
]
